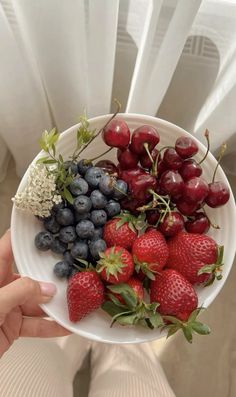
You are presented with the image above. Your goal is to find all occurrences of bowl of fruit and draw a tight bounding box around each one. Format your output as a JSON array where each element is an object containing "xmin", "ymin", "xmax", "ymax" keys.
[{"xmin": 11, "ymin": 106, "xmax": 236, "ymax": 344}]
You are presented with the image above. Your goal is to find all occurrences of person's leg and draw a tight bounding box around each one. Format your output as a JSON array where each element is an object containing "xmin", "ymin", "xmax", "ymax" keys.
[
  {"xmin": 0, "ymin": 336, "xmax": 91, "ymax": 397},
  {"xmin": 88, "ymin": 342, "xmax": 176, "ymax": 397}
]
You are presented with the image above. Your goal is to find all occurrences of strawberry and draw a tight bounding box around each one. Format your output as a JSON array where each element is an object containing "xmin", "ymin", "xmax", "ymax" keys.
[
  {"xmin": 166, "ymin": 231, "xmax": 223, "ymax": 285},
  {"xmin": 108, "ymin": 277, "xmax": 144, "ymax": 305},
  {"xmin": 67, "ymin": 271, "xmax": 104, "ymax": 322},
  {"xmin": 97, "ymin": 246, "xmax": 134, "ymax": 284},
  {"xmin": 132, "ymin": 230, "xmax": 169, "ymax": 278},
  {"xmin": 150, "ymin": 269, "xmax": 198, "ymax": 321},
  {"xmin": 150, "ymin": 269, "xmax": 210, "ymax": 343},
  {"xmin": 103, "ymin": 212, "xmax": 145, "ymax": 250}
]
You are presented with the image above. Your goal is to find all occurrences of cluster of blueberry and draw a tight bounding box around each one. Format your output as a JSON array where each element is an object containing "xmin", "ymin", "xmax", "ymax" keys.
[{"xmin": 35, "ymin": 159, "xmax": 128, "ymax": 278}]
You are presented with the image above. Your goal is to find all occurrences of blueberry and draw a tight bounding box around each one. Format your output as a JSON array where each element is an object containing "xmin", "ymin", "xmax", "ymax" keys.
[
  {"xmin": 43, "ymin": 216, "xmax": 60, "ymax": 234},
  {"xmin": 78, "ymin": 159, "xmax": 93, "ymax": 176},
  {"xmin": 69, "ymin": 177, "xmax": 89, "ymax": 196},
  {"xmin": 105, "ymin": 200, "xmax": 121, "ymax": 217},
  {"xmin": 113, "ymin": 179, "xmax": 128, "ymax": 200},
  {"xmin": 90, "ymin": 210, "xmax": 107, "ymax": 227},
  {"xmin": 90, "ymin": 190, "xmax": 107, "ymax": 209},
  {"xmin": 73, "ymin": 195, "xmax": 92, "ymax": 214},
  {"xmin": 35, "ymin": 231, "xmax": 53, "ymax": 251},
  {"xmin": 63, "ymin": 251, "xmax": 74, "ymax": 265},
  {"xmin": 76, "ymin": 220, "xmax": 95, "ymax": 239},
  {"xmin": 75, "ymin": 212, "xmax": 91, "ymax": 222},
  {"xmin": 59, "ymin": 226, "xmax": 77, "ymax": 243},
  {"xmin": 99, "ymin": 175, "xmax": 115, "ymax": 196},
  {"xmin": 90, "ymin": 227, "xmax": 103, "ymax": 241},
  {"xmin": 53, "ymin": 261, "xmax": 71, "ymax": 278},
  {"xmin": 89, "ymin": 239, "xmax": 107, "ymax": 260},
  {"xmin": 52, "ymin": 201, "xmax": 65, "ymax": 213},
  {"xmin": 64, "ymin": 161, "xmax": 78, "ymax": 175},
  {"xmin": 85, "ymin": 167, "xmax": 104, "ymax": 188},
  {"xmin": 71, "ymin": 241, "xmax": 88, "ymax": 260},
  {"xmin": 51, "ymin": 237, "xmax": 67, "ymax": 254},
  {"xmin": 56, "ymin": 208, "xmax": 75, "ymax": 226}
]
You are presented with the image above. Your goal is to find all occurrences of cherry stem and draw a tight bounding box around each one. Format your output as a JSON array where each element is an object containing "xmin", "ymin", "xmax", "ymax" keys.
[
  {"xmin": 202, "ymin": 207, "xmax": 220, "ymax": 229},
  {"xmin": 143, "ymin": 143, "xmax": 154, "ymax": 164},
  {"xmin": 153, "ymin": 145, "xmax": 173, "ymax": 176},
  {"xmin": 149, "ymin": 189, "xmax": 171, "ymax": 214},
  {"xmin": 212, "ymin": 143, "xmax": 227, "ymax": 183},
  {"xmin": 198, "ymin": 129, "xmax": 210, "ymax": 165},
  {"xmin": 87, "ymin": 147, "xmax": 113, "ymax": 162},
  {"xmin": 77, "ymin": 99, "xmax": 121, "ymax": 157}
]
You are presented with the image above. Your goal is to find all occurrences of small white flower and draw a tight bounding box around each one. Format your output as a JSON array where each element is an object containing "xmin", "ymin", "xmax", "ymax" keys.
[{"xmin": 12, "ymin": 164, "xmax": 62, "ymax": 218}]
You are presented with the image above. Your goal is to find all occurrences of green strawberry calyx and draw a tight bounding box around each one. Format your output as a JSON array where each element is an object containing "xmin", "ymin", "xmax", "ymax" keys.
[
  {"xmin": 102, "ymin": 283, "xmax": 163, "ymax": 329},
  {"xmin": 197, "ymin": 245, "xmax": 224, "ymax": 286},
  {"xmin": 133, "ymin": 255, "xmax": 158, "ymax": 281},
  {"xmin": 161, "ymin": 308, "xmax": 211, "ymax": 343},
  {"xmin": 114, "ymin": 211, "xmax": 147, "ymax": 234},
  {"xmin": 97, "ymin": 247, "xmax": 127, "ymax": 281}
]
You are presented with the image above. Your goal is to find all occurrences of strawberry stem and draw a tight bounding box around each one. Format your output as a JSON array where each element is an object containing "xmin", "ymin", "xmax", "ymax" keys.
[{"xmin": 198, "ymin": 129, "xmax": 210, "ymax": 165}]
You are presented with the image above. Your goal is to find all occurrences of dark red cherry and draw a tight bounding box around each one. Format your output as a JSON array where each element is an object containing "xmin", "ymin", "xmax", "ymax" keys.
[
  {"xmin": 129, "ymin": 174, "xmax": 157, "ymax": 201},
  {"xmin": 176, "ymin": 200, "xmax": 199, "ymax": 216},
  {"xmin": 146, "ymin": 210, "xmax": 160, "ymax": 225},
  {"xmin": 175, "ymin": 136, "xmax": 198, "ymax": 159},
  {"xmin": 140, "ymin": 148, "xmax": 159, "ymax": 169},
  {"xmin": 160, "ymin": 170, "xmax": 184, "ymax": 198},
  {"xmin": 117, "ymin": 148, "xmax": 139, "ymax": 169},
  {"xmin": 130, "ymin": 125, "xmax": 160, "ymax": 155},
  {"xmin": 120, "ymin": 197, "xmax": 144, "ymax": 216},
  {"xmin": 163, "ymin": 148, "xmax": 183, "ymax": 170},
  {"xmin": 179, "ymin": 159, "xmax": 202, "ymax": 181},
  {"xmin": 118, "ymin": 167, "xmax": 146, "ymax": 185},
  {"xmin": 183, "ymin": 177, "xmax": 209, "ymax": 204},
  {"xmin": 205, "ymin": 181, "xmax": 230, "ymax": 208},
  {"xmin": 185, "ymin": 212, "xmax": 210, "ymax": 234},
  {"xmin": 159, "ymin": 211, "xmax": 184, "ymax": 237},
  {"xmin": 157, "ymin": 160, "xmax": 168, "ymax": 178},
  {"xmin": 95, "ymin": 159, "xmax": 118, "ymax": 175},
  {"xmin": 102, "ymin": 118, "xmax": 130, "ymax": 149}
]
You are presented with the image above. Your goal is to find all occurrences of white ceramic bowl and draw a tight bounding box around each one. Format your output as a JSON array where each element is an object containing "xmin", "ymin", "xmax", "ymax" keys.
[{"xmin": 11, "ymin": 114, "xmax": 236, "ymax": 344}]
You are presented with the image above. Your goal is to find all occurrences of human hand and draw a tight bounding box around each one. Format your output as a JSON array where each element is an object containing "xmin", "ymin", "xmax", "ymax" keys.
[{"xmin": 0, "ymin": 230, "xmax": 70, "ymax": 357}]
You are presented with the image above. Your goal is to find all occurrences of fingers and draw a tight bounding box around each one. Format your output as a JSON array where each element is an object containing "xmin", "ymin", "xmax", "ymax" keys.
[
  {"xmin": 20, "ymin": 317, "xmax": 71, "ymax": 338},
  {"xmin": 0, "ymin": 277, "xmax": 57, "ymax": 314},
  {"xmin": 0, "ymin": 230, "xmax": 13, "ymax": 284},
  {"xmin": 20, "ymin": 302, "xmax": 48, "ymax": 317}
]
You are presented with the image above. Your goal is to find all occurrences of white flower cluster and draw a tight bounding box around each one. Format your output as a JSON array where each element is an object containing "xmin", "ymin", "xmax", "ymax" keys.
[{"xmin": 12, "ymin": 164, "xmax": 62, "ymax": 218}]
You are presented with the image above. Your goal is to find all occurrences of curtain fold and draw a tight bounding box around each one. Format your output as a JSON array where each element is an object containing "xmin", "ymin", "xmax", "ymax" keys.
[{"xmin": 0, "ymin": 0, "xmax": 236, "ymax": 177}]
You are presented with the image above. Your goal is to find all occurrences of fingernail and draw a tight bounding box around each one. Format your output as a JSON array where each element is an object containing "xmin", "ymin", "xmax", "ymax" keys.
[{"xmin": 39, "ymin": 282, "xmax": 57, "ymax": 296}]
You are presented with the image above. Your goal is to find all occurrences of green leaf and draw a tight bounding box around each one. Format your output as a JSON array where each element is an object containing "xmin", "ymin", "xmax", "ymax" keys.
[
  {"xmin": 120, "ymin": 291, "xmax": 137, "ymax": 310},
  {"xmin": 59, "ymin": 154, "xmax": 64, "ymax": 163},
  {"xmin": 162, "ymin": 315, "xmax": 182, "ymax": 326},
  {"xmin": 166, "ymin": 325, "xmax": 179, "ymax": 338},
  {"xmin": 216, "ymin": 245, "xmax": 224, "ymax": 266},
  {"xmin": 102, "ymin": 301, "xmax": 126, "ymax": 318},
  {"xmin": 38, "ymin": 138, "xmax": 48, "ymax": 152},
  {"xmin": 107, "ymin": 293, "xmax": 128, "ymax": 309},
  {"xmin": 41, "ymin": 159, "xmax": 58, "ymax": 165},
  {"xmin": 62, "ymin": 187, "xmax": 74, "ymax": 204},
  {"xmin": 188, "ymin": 307, "xmax": 202, "ymax": 323},
  {"xmin": 191, "ymin": 321, "xmax": 211, "ymax": 335},
  {"xmin": 36, "ymin": 156, "xmax": 50, "ymax": 164},
  {"xmin": 198, "ymin": 264, "xmax": 215, "ymax": 275},
  {"xmin": 115, "ymin": 313, "xmax": 138, "ymax": 326},
  {"xmin": 52, "ymin": 143, "xmax": 56, "ymax": 157},
  {"xmin": 182, "ymin": 326, "xmax": 193, "ymax": 343},
  {"xmin": 149, "ymin": 313, "xmax": 163, "ymax": 328}
]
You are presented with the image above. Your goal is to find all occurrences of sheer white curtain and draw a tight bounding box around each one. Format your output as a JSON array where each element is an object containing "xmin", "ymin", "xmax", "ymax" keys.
[{"xmin": 0, "ymin": 0, "xmax": 236, "ymax": 181}]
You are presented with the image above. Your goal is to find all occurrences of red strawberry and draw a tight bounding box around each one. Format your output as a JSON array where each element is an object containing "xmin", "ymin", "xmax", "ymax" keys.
[
  {"xmin": 166, "ymin": 231, "xmax": 223, "ymax": 285},
  {"xmin": 97, "ymin": 246, "xmax": 134, "ymax": 284},
  {"xmin": 150, "ymin": 269, "xmax": 198, "ymax": 321},
  {"xmin": 103, "ymin": 214, "xmax": 139, "ymax": 250},
  {"xmin": 67, "ymin": 271, "xmax": 104, "ymax": 322},
  {"xmin": 132, "ymin": 230, "xmax": 169, "ymax": 277},
  {"xmin": 108, "ymin": 277, "xmax": 144, "ymax": 305}
]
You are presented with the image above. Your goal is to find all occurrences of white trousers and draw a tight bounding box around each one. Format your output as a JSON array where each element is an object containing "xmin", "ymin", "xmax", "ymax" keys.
[{"xmin": 0, "ymin": 336, "xmax": 175, "ymax": 397}]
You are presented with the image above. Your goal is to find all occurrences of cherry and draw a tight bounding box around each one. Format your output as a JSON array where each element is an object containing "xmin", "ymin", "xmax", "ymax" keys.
[
  {"xmin": 117, "ymin": 148, "xmax": 139, "ymax": 169},
  {"xmin": 183, "ymin": 177, "xmax": 209, "ymax": 204},
  {"xmin": 179, "ymin": 159, "xmax": 202, "ymax": 181},
  {"xmin": 163, "ymin": 148, "xmax": 183, "ymax": 170},
  {"xmin": 160, "ymin": 170, "xmax": 184, "ymax": 198},
  {"xmin": 157, "ymin": 160, "xmax": 168, "ymax": 177},
  {"xmin": 185, "ymin": 212, "xmax": 210, "ymax": 234},
  {"xmin": 159, "ymin": 211, "xmax": 184, "ymax": 237},
  {"xmin": 140, "ymin": 148, "xmax": 159, "ymax": 169},
  {"xmin": 102, "ymin": 118, "xmax": 130, "ymax": 149},
  {"xmin": 205, "ymin": 181, "xmax": 230, "ymax": 208},
  {"xmin": 175, "ymin": 136, "xmax": 198, "ymax": 158},
  {"xmin": 175, "ymin": 200, "xmax": 199, "ymax": 216},
  {"xmin": 120, "ymin": 197, "xmax": 144, "ymax": 216},
  {"xmin": 95, "ymin": 159, "xmax": 118, "ymax": 175},
  {"xmin": 129, "ymin": 174, "xmax": 157, "ymax": 201},
  {"xmin": 146, "ymin": 210, "xmax": 160, "ymax": 225},
  {"xmin": 130, "ymin": 125, "xmax": 160, "ymax": 155},
  {"xmin": 119, "ymin": 167, "xmax": 146, "ymax": 185}
]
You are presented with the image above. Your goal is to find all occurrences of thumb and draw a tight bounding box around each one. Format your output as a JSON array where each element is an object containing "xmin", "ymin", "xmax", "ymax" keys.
[{"xmin": 0, "ymin": 277, "xmax": 57, "ymax": 314}]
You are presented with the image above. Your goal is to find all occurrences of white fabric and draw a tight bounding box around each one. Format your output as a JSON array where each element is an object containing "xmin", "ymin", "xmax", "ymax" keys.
[
  {"xmin": 0, "ymin": 336, "xmax": 175, "ymax": 397},
  {"xmin": 0, "ymin": 0, "xmax": 236, "ymax": 179}
]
